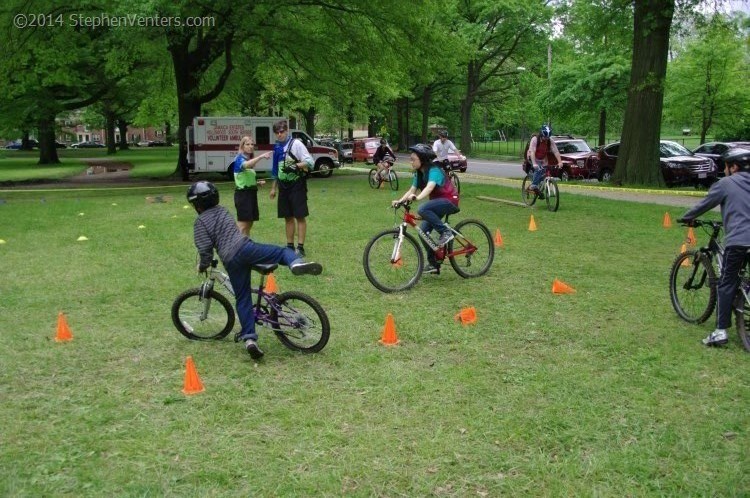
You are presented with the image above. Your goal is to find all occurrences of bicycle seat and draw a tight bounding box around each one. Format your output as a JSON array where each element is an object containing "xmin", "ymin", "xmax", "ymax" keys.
[{"xmin": 252, "ymin": 263, "xmax": 278, "ymax": 275}]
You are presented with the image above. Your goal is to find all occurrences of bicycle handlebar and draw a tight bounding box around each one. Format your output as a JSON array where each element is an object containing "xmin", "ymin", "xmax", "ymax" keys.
[{"xmin": 677, "ymin": 218, "xmax": 722, "ymax": 229}]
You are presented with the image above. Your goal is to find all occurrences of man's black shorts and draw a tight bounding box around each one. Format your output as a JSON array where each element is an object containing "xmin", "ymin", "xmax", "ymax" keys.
[
  {"xmin": 234, "ymin": 188, "xmax": 259, "ymax": 222},
  {"xmin": 277, "ymin": 179, "xmax": 308, "ymax": 219}
]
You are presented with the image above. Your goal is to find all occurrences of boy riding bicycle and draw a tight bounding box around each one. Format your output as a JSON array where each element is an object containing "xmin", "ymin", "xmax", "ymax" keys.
[
  {"xmin": 373, "ymin": 138, "xmax": 396, "ymax": 180},
  {"xmin": 526, "ymin": 124, "xmax": 562, "ymax": 192}
]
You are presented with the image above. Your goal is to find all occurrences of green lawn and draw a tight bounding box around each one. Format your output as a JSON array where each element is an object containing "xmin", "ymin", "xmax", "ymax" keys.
[{"xmin": 0, "ymin": 167, "xmax": 747, "ymax": 495}]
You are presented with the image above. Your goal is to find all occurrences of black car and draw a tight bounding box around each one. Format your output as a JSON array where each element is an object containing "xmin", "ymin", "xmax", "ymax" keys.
[
  {"xmin": 693, "ymin": 141, "xmax": 750, "ymax": 175},
  {"xmin": 596, "ymin": 140, "xmax": 718, "ymax": 187}
]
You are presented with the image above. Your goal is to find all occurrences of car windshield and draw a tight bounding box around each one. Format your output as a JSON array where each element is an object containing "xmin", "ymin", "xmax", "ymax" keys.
[
  {"xmin": 341, "ymin": 143, "xmax": 353, "ymax": 150},
  {"xmin": 557, "ymin": 140, "xmax": 591, "ymax": 154},
  {"xmin": 367, "ymin": 141, "xmax": 380, "ymax": 148},
  {"xmin": 660, "ymin": 142, "xmax": 692, "ymax": 157}
]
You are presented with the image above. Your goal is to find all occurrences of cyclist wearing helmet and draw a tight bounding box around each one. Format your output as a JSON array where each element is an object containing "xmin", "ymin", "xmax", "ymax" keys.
[
  {"xmin": 392, "ymin": 143, "xmax": 460, "ymax": 274},
  {"xmin": 187, "ymin": 181, "xmax": 323, "ymax": 359},
  {"xmin": 372, "ymin": 138, "xmax": 396, "ymax": 180},
  {"xmin": 432, "ymin": 130, "xmax": 461, "ymax": 162},
  {"xmin": 526, "ymin": 124, "xmax": 562, "ymax": 192},
  {"xmin": 678, "ymin": 148, "xmax": 750, "ymax": 347}
]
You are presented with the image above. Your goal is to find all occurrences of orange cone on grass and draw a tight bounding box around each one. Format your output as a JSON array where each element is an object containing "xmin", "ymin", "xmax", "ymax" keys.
[
  {"xmin": 55, "ymin": 312, "xmax": 73, "ymax": 342},
  {"xmin": 265, "ymin": 273, "xmax": 279, "ymax": 294},
  {"xmin": 662, "ymin": 212, "xmax": 672, "ymax": 228},
  {"xmin": 552, "ymin": 279, "xmax": 576, "ymax": 294},
  {"xmin": 686, "ymin": 227, "xmax": 697, "ymax": 246},
  {"xmin": 392, "ymin": 249, "xmax": 403, "ymax": 268},
  {"xmin": 182, "ymin": 356, "xmax": 205, "ymax": 395},
  {"xmin": 454, "ymin": 306, "xmax": 477, "ymax": 325},
  {"xmin": 379, "ymin": 313, "xmax": 400, "ymax": 345},
  {"xmin": 494, "ymin": 229, "xmax": 504, "ymax": 248},
  {"xmin": 528, "ymin": 215, "xmax": 538, "ymax": 232},
  {"xmin": 680, "ymin": 243, "xmax": 691, "ymax": 267}
]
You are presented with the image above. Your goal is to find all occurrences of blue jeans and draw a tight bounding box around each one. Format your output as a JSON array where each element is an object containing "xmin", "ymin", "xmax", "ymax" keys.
[
  {"xmin": 531, "ymin": 159, "xmax": 546, "ymax": 187},
  {"xmin": 224, "ymin": 241, "xmax": 298, "ymax": 341},
  {"xmin": 418, "ymin": 198, "xmax": 460, "ymax": 265}
]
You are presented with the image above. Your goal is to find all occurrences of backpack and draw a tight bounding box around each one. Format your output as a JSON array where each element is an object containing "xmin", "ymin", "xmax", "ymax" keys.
[{"xmin": 522, "ymin": 134, "xmax": 538, "ymax": 161}]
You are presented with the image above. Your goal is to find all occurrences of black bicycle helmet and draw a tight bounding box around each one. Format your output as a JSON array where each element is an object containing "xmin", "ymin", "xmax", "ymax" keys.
[
  {"xmin": 540, "ymin": 124, "xmax": 552, "ymax": 139},
  {"xmin": 408, "ymin": 143, "xmax": 437, "ymax": 166},
  {"xmin": 438, "ymin": 130, "xmax": 448, "ymax": 138},
  {"xmin": 721, "ymin": 148, "xmax": 750, "ymax": 171},
  {"xmin": 187, "ymin": 181, "xmax": 219, "ymax": 212}
]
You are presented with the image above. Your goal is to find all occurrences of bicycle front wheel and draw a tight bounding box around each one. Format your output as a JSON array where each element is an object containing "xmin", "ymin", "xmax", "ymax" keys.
[
  {"xmin": 450, "ymin": 171, "xmax": 461, "ymax": 194},
  {"xmin": 368, "ymin": 168, "xmax": 380, "ymax": 189},
  {"xmin": 448, "ymin": 219, "xmax": 495, "ymax": 278},
  {"xmin": 388, "ymin": 170, "xmax": 399, "ymax": 191},
  {"xmin": 171, "ymin": 288, "xmax": 235, "ymax": 340},
  {"xmin": 270, "ymin": 291, "xmax": 330, "ymax": 353},
  {"xmin": 363, "ymin": 229, "xmax": 424, "ymax": 293},
  {"xmin": 545, "ymin": 180, "xmax": 559, "ymax": 212},
  {"xmin": 669, "ymin": 250, "xmax": 717, "ymax": 324},
  {"xmin": 521, "ymin": 175, "xmax": 537, "ymax": 206}
]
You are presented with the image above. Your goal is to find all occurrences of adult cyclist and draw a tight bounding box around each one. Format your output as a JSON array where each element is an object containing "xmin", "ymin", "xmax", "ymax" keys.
[
  {"xmin": 526, "ymin": 124, "xmax": 562, "ymax": 193},
  {"xmin": 432, "ymin": 130, "xmax": 464, "ymax": 165},
  {"xmin": 372, "ymin": 138, "xmax": 396, "ymax": 180},
  {"xmin": 392, "ymin": 144, "xmax": 460, "ymax": 274}
]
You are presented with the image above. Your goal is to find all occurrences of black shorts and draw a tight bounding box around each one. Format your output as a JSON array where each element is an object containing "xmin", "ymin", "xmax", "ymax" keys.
[
  {"xmin": 277, "ymin": 179, "xmax": 308, "ymax": 219},
  {"xmin": 234, "ymin": 188, "xmax": 259, "ymax": 222}
]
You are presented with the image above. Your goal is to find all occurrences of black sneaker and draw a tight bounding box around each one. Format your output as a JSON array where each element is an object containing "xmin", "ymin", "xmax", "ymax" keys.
[
  {"xmin": 296, "ymin": 245, "xmax": 306, "ymax": 257},
  {"xmin": 290, "ymin": 258, "xmax": 323, "ymax": 276},
  {"xmin": 245, "ymin": 339, "xmax": 264, "ymax": 359},
  {"xmin": 424, "ymin": 264, "xmax": 440, "ymax": 275}
]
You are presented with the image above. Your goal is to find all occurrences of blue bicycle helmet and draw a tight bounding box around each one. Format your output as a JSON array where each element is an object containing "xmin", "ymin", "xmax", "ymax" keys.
[{"xmin": 540, "ymin": 124, "xmax": 552, "ymax": 139}]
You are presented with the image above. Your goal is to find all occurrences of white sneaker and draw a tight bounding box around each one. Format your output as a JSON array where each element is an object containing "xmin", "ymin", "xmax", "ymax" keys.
[{"xmin": 702, "ymin": 329, "xmax": 728, "ymax": 346}]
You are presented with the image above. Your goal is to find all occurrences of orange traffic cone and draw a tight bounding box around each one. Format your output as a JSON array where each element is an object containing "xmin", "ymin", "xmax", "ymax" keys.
[
  {"xmin": 454, "ymin": 306, "xmax": 477, "ymax": 325},
  {"xmin": 265, "ymin": 274, "xmax": 279, "ymax": 294},
  {"xmin": 392, "ymin": 249, "xmax": 403, "ymax": 267},
  {"xmin": 528, "ymin": 215, "xmax": 538, "ymax": 232},
  {"xmin": 680, "ymin": 243, "xmax": 691, "ymax": 267},
  {"xmin": 494, "ymin": 229, "xmax": 505, "ymax": 248},
  {"xmin": 552, "ymin": 279, "xmax": 576, "ymax": 294},
  {"xmin": 686, "ymin": 227, "xmax": 697, "ymax": 246},
  {"xmin": 182, "ymin": 356, "xmax": 205, "ymax": 395},
  {"xmin": 379, "ymin": 313, "xmax": 400, "ymax": 345},
  {"xmin": 54, "ymin": 312, "xmax": 73, "ymax": 342},
  {"xmin": 662, "ymin": 212, "xmax": 672, "ymax": 228}
]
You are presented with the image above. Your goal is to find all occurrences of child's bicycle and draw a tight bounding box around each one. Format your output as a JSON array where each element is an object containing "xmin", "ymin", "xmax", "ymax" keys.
[
  {"xmin": 521, "ymin": 167, "xmax": 559, "ymax": 212},
  {"xmin": 362, "ymin": 199, "xmax": 494, "ymax": 293},
  {"xmin": 368, "ymin": 158, "xmax": 398, "ymax": 191},
  {"xmin": 669, "ymin": 219, "xmax": 750, "ymax": 351},
  {"xmin": 171, "ymin": 259, "xmax": 330, "ymax": 353}
]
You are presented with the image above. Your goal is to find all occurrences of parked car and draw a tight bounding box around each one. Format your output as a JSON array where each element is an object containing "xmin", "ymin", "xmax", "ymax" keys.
[
  {"xmin": 693, "ymin": 141, "xmax": 750, "ymax": 175},
  {"xmin": 522, "ymin": 135, "xmax": 598, "ymax": 181},
  {"xmin": 352, "ymin": 137, "xmax": 381, "ymax": 163},
  {"xmin": 595, "ymin": 140, "xmax": 718, "ymax": 187},
  {"xmin": 337, "ymin": 141, "xmax": 353, "ymax": 164},
  {"xmin": 5, "ymin": 139, "xmax": 39, "ymax": 149},
  {"xmin": 148, "ymin": 140, "xmax": 168, "ymax": 147},
  {"xmin": 55, "ymin": 141, "xmax": 67, "ymax": 149},
  {"xmin": 71, "ymin": 141, "xmax": 105, "ymax": 149},
  {"xmin": 442, "ymin": 151, "xmax": 468, "ymax": 173}
]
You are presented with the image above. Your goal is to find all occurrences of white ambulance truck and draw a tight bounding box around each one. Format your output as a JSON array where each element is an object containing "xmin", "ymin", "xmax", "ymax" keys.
[{"xmin": 186, "ymin": 116, "xmax": 339, "ymax": 178}]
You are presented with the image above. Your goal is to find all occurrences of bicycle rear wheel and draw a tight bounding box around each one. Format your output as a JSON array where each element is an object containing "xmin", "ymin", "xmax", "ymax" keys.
[
  {"xmin": 449, "ymin": 171, "xmax": 461, "ymax": 194},
  {"xmin": 388, "ymin": 170, "xmax": 399, "ymax": 191},
  {"xmin": 448, "ymin": 219, "xmax": 495, "ymax": 278},
  {"xmin": 545, "ymin": 179, "xmax": 559, "ymax": 212},
  {"xmin": 171, "ymin": 288, "xmax": 235, "ymax": 340},
  {"xmin": 368, "ymin": 168, "xmax": 380, "ymax": 189},
  {"xmin": 669, "ymin": 250, "xmax": 716, "ymax": 324},
  {"xmin": 363, "ymin": 229, "xmax": 424, "ymax": 293},
  {"xmin": 736, "ymin": 291, "xmax": 750, "ymax": 352},
  {"xmin": 521, "ymin": 175, "xmax": 537, "ymax": 206},
  {"xmin": 270, "ymin": 291, "xmax": 330, "ymax": 353}
]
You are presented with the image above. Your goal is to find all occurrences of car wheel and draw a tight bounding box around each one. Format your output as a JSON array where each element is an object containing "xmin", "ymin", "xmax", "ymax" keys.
[
  {"xmin": 560, "ymin": 170, "xmax": 570, "ymax": 182},
  {"xmin": 599, "ymin": 169, "xmax": 612, "ymax": 183},
  {"xmin": 315, "ymin": 160, "xmax": 334, "ymax": 178}
]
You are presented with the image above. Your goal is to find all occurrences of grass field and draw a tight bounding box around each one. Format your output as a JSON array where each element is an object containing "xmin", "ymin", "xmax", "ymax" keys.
[{"xmin": 0, "ymin": 161, "xmax": 748, "ymax": 495}]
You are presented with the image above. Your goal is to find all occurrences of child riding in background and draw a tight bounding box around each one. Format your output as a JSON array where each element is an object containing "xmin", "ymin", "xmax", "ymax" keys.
[
  {"xmin": 392, "ymin": 143, "xmax": 460, "ymax": 274},
  {"xmin": 188, "ymin": 181, "xmax": 323, "ymax": 360}
]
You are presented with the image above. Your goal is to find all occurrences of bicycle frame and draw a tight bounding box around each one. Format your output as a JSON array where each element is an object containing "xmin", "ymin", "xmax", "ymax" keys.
[{"xmin": 392, "ymin": 205, "xmax": 476, "ymax": 263}]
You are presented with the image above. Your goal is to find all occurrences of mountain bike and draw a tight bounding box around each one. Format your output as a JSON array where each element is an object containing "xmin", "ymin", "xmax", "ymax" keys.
[
  {"xmin": 669, "ymin": 220, "xmax": 723, "ymax": 324},
  {"xmin": 369, "ymin": 158, "xmax": 398, "ymax": 191},
  {"xmin": 521, "ymin": 167, "xmax": 559, "ymax": 212},
  {"xmin": 362, "ymin": 200, "xmax": 494, "ymax": 293},
  {"xmin": 669, "ymin": 220, "xmax": 750, "ymax": 352},
  {"xmin": 171, "ymin": 259, "xmax": 330, "ymax": 353}
]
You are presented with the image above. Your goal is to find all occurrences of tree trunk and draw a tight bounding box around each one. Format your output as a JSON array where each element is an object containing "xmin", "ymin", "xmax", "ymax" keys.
[
  {"xmin": 172, "ymin": 48, "xmax": 202, "ymax": 181},
  {"xmin": 105, "ymin": 112, "xmax": 117, "ymax": 155},
  {"xmin": 117, "ymin": 120, "xmax": 129, "ymax": 150},
  {"xmin": 598, "ymin": 108, "xmax": 607, "ymax": 146},
  {"xmin": 395, "ymin": 98, "xmax": 404, "ymax": 151},
  {"xmin": 37, "ymin": 114, "xmax": 59, "ymax": 164},
  {"xmin": 421, "ymin": 86, "xmax": 431, "ymax": 143},
  {"xmin": 303, "ymin": 107, "xmax": 316, "ymax": 137},
  {"xmin": 459, "ymin": 97, "xmax": 473, "ymax": 155},
  {"xmin": 614, "ymin": 0, "xmax": 674, "ymax": 186},
  {"xmin": 164, "ymin": 121, "xmax": 172, "ymax": 146}
]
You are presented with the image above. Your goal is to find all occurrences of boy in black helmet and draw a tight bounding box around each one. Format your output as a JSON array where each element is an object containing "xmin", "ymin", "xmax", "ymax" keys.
[
  {"xmin": 678, "ymin": 148, "xmax": 750, "ymax": 347},
  {"xmin": 187, "ymin": 181, "xmax": 323, "ymax": 359}
]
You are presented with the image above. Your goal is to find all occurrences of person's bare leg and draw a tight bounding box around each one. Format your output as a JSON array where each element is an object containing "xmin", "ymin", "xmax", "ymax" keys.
[
  {"xmin": 285, "ymin": 217, "xmax": 296, "ymax": 245},
  {"xmin": 296, "ymin": 217, "xmax": 307, "ymax": 245},
  {"xmin": 237, "ymin": 221, "xmax": 252, "ymax": 236}
]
